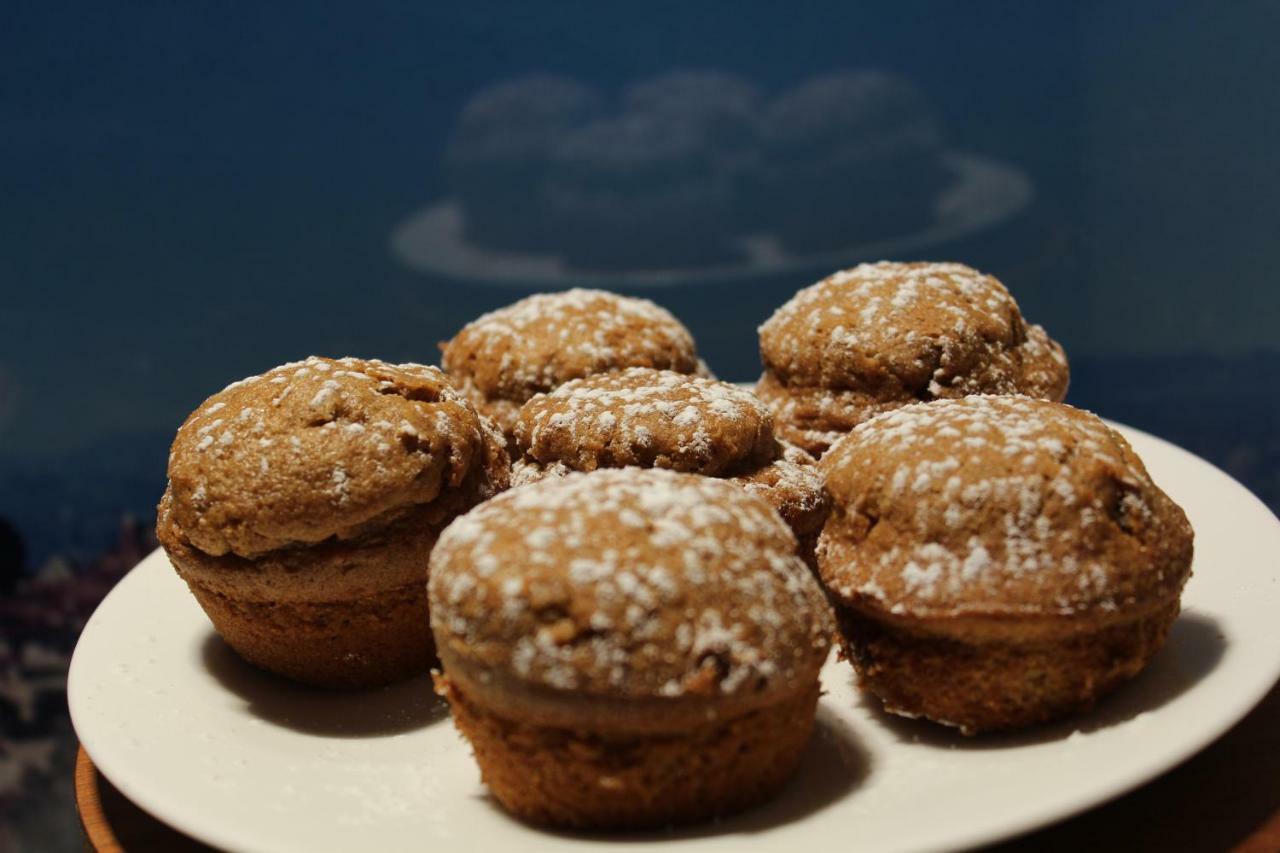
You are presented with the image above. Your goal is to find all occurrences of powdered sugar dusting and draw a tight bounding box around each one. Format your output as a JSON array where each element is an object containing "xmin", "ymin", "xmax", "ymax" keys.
[
  {"xmin": 756, "ymin": 262, "xmax": 1069, "ymax": 454},
  {"xmin": 430, "ymin": 469, "xmax": 832, "ymax": 698},
  {"xmin": 760, "ymin": 262, "xmax": 1015, "ymax": 377},
  {"xmin": 179, "ymin": 357, "xmax": 471, "ymax": 476},
  {"xmin": 443, "ymin": 289, "xmax": 698, "ymax": 396},
  {"xmin": 166, "ymin": 355, "xmax": 499, "ymax": 558},
  {"xmin": 821, "ymin": 395, "xmax": 1165, "ymax": 614},
  {"xmin": 516, "ymin": 368, "xmax": 771, "ymax": 475}
]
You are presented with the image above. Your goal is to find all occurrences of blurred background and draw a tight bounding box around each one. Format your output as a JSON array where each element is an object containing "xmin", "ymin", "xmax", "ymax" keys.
[{"xmin": 2, "ymin": 1, "xmax": 1278, "ymax": 847}]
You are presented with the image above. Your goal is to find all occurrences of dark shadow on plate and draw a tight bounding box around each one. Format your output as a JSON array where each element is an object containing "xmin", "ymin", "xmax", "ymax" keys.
[
  {"xmin": 199, "ymin": 630, "xmax": 449, "ymax": 738},
  {"xmin": 861, "ymin": 610, "xmax": 1227, "ymax": 750},
  {"xmin": 482, "ymin": 702, "xmax": 870, "ymax": 841}
]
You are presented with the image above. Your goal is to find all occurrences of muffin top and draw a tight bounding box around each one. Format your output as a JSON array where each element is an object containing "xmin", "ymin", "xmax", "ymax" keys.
[
  {"xmin": 759, "ymin": 262, "xmax": 1068, "ymax": 401},
  {"xmin": 165, "ymin": 356, "xmax": 508, "ymax": 559},
  {"xmin": 429, "ymin": 468, "xmax": 833, "ymax": 702},
  {"xmin": 513, "ymin": 368, "xmax": 775, "ymax": 477},
  {"xmin": 818, "ymin": 396, "xmax": 1193, "ymax": 618},
  {"xmin": 441, "ymin": 289, "xmax": 701, "ymax": 405}
]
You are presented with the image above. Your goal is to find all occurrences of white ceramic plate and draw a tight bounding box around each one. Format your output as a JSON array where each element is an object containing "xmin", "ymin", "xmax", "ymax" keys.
[{"xmin": 69, "ymin": 422, "xmax": 1280, "ymax": 853}]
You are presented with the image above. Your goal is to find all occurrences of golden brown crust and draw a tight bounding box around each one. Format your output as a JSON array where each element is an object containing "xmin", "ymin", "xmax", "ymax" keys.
[
  {"xmin": 835, "ymin": 598, "xmax": 1180, "ymax": 734},
  {"xmin": 160, "ymin": 495, "xmax": 452, "ymax": 688},
  {"xmin": 429, "ymin": 469, "xmax": 832, "ymax": 706},
  {"xmin": 158, "ymin": 356, "xmax": 510, "ymax": 689},
  {"xmin": 1019, "ymin": 323, "xmax": 1071, "ymax": 403},
  {"xmin": 159, "ymin": 445, "xmax": 505, "ymax": 688},
  {"xmin": 438, "ymin": 644, "xmax": 794, "ymax": 735},
  {"xmin": 514, "ymin": 368, "xmax": 775, "ymax": 476},
  {"xmin": 440, "ymin": 289, "xmax": 702, "ymax": 423},
  {"xmin": 754, "ymin": 369, "xmax": 919, "ymax": 457},
  {"xmin": 817, "ymin": 396, "xmax": 1193, "ymax": 618},
  {"xmin": 159, "ymin": 430, "xmax": 508, "ymax": 688},
  {"xmin": 435, "ymin": 673, "xmax": 819, "ymax": 829},
  {"xmin": 729, "ymin": 442, "xmax": 829, "ymax": 542},
  {"xmin": 509, "ymin": 369, "xmax": 829, "ymax": 554},
  {"xmin": 510, "ymin": 450, "xmax": 828, "ymax": 570},
  {"xmin": 187, "ymin": 576, "xmax": 437, "ymax": 690},
  {"xmin": 756, "ymin": 262, "xmax": 1069, "ymax": 455},
  {"xmin": 158, "ymin": 485, "xmax": 463, "ymax": 603},
  {"xmin": 165, "ymin": 356, "xmax": 501, "ymax": 559},
  {"xmin": 449, "ymin": 375, "xmax": 524, "ymax": 443}
]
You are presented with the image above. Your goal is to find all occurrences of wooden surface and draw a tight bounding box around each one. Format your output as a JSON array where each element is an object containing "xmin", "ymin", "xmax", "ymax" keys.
[
  {"xmin": 75, "ymin": 747, "xmax": 215, "ymax": 853},
  {"xmin": 75, "ymin": 745, "xmax": 121, "ymax": 853},
  {"xmin": 76, "ymin": 681, "xmax": 1280, "ymax": 852}
]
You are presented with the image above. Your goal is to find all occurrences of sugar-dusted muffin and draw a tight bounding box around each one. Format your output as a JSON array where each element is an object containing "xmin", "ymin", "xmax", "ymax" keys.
[
  {"xmin": 757, "ymin": 261, "xmax": 1069, "ymax": 456},
  {"xmin": 511, "ymin": 368, "xmax": 828, "ymax": 564},
  {"xmin": 817, "ymin": 395, "xmax": 1194, "ymax": 734},
  {"xmin": 441, "ymin": 289, "xmax": 707, "ymax": 439},
  {"xmin": 157, "ymin": 356, "xmax": 509, "ymax": 689},
  {"xmin": 429, "ymin": 468, "xmax": 834, "ymax": 829}
]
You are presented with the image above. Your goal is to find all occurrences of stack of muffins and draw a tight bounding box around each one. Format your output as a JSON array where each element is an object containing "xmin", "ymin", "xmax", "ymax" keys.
[{"xmin": 158, "ymin": 263, "xmax": 1193, "ymax": 829}]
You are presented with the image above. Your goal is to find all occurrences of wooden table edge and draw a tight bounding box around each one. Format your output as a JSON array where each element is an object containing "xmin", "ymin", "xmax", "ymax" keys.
[{"xmin": 76, "ymin": 744, "xmax": 125, "ymax": 853}]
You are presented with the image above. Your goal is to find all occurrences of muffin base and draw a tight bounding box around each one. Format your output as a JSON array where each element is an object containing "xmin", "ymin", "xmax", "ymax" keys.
[
  {"xmin": 436, "ymin": 674, "xmax": 820, "ymax": 829},
  {"xmin": 181, "ymin": 573, "xmax": 435, "ymax": 689},
  {"xmin": 835, "ymin": 600, "xmax": 1181, "ymax": 735},
  {"xmin": 160, "ymin": 507, "xmax": 450, "ymax": 690}
]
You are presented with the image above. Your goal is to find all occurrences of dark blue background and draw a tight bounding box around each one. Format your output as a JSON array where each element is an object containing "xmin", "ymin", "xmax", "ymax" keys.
[
  {"xmin": 3, "ymin": 1, "xmax": 1279, "ymax": 565},
  {"xmin": 1, "ymin": 3, "xmax": 1279, "ymax": 846}
]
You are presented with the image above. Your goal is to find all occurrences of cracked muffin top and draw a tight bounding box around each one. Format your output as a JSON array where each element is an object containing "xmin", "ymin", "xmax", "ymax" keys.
[
  {"xmin": 163, "ymin": 356, "xmax": 508, "ymax": 559},
  {"xmin": 817, "ymin": 395, "xmax": 1193, "ymax": 618},
  {"xmin": 513, "ymin": 368, "xmax": 775, "ymax": 477},
  {"xmin": 509, "ymin": 368, "xmax": 829, "ymax": 540},
  {"xmin": 440, "ymin": 289, "xmax": 703, "ymax": 434},
  {"xmin": 759, "ymin": 262, "xmax": 1068, "ymax": 399},
  {"xmin": 429, "ymin": 468, "xmax": 833, "ymax": 701}
]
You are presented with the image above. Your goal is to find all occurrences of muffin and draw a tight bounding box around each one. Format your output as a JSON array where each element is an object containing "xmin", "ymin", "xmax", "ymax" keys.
[
  {"xmin": 444, "ymin": 74, "xmax": 602, "ymax": 253},
  {"xmin": 757, "ymin": 261, "xmax": 1069, "ymax": 456},
  {"xmin": 440, "ymin": 289, "xmax": 708, "ymax": 440},
  {"xmin": 428, "ymin": 468, "xmax": 834, "ymax": 828},
  {"xmin": 510, "ymin": 367, "xmax": 828, "ymax": 565},
  {"xmin": 817, "ymin": 395, "xmax": 1194, "ymax": 734},
  {"xmin": 743, "ymin": 71, "xmax": 950, "ymax": 249},
  {"xmin": 157, "ymin": 356, "xmax": 509, "ymax": 689}
]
